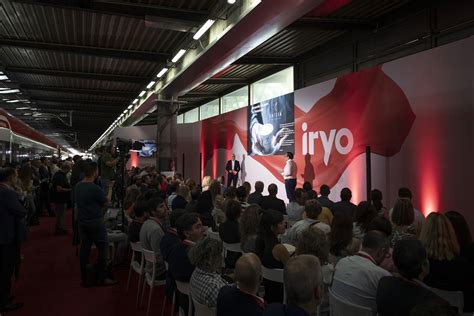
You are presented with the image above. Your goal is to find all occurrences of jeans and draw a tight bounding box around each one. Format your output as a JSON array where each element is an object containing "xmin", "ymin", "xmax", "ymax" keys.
[
  {"xmin": 0, "ymin": 243, "xmax": 16, "ymax": 307},
  {"xmin": 285, "ymin": 178, "xmax": 297, "ymax": 202},
  {"xmin": 101, "ymin": 179, "xmax": 110, "ymax": 197},
  {"xmin": 79, "ymin": 223, "xmax": 109, "ymax": 282},
  {"xmin": 55, "ymin": 203, "xmax": 66, "ymax": 230}
]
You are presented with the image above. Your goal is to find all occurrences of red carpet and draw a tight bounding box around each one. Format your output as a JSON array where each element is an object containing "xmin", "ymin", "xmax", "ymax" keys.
[{"xmin": 9, "ymin": 212, "xmax": 170, "ymax": 316}]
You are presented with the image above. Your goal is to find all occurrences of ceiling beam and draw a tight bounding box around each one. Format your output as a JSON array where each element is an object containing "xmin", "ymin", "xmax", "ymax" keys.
[
  {"xmin": 205, "ymin": 78, "xmax": 249, "ymax": 85},
  {"xmin": 182, "ymin": 92, "xmax": 219, "ymax": 99},
  {"xmin": 22, "ymin": 85, "xmax": 135, "ymax": 98},
  {"xmin": 5, "ymin": 67, "xmax": 150, "ymax": 83},
  {"xmin": 13, "ymin": 0, "xmax": 208, "ymax": 22},
  {"xmin": 0, "ymin": 38, "xmax": 170, "ymax": 62},
  {"xmin": 30, "ymin": 96, "xmax": 123, "ymax": 106},
  {"xmin": 233, "ymin": 56, "xmax": 294, "ymax": 65},
  {"xmin": 288, "ymin": 17, "xmax": 377, "ymax": 30}
]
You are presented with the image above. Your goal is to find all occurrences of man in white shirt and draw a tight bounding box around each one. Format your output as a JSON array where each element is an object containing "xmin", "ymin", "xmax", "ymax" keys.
[
  {"xmin": 281, "ymin": 152, "xmax": 297, "ymax": 202},
  {"xmin": 286, "ymin": 199, "xmax": 331, "ymax": 245},
  {"xmin": 331, "ymin": 231, "xmax": 391, "ymax": 311}
]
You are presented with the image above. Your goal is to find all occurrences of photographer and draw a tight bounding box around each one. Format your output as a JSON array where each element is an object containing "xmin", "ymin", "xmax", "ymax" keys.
[{"xmin": 100, "ymin": 146, "xmax": 117, "ymax": 200}]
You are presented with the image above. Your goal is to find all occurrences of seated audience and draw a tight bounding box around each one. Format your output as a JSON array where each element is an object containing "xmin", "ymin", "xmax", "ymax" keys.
[
  {"xmin": 371, "ymin": 189, "xmax": 388, "ymax": 218},
  {"xmin": 259, "ymin": 184, "xmax": 286, "ymax": 215},
  {"xmin": 445, "ymin": 210, "xmax": 474, "ymax": 264},
  {"xmin": 286, "ymin": 188, "xmax": 306, "ymax": 221},
  {"xmin": 167, "ymin": 182, "xmax": 178, "ymax": 210},
  {"xmin": 377, "ymin": 239, "xmax": 452, "ymax": 316},
  {"xmin": 409, "ymin": 303, "xmax": 458, "ymax": 316},
  {"xmin": 171, "ymin": 184, "xmax": 189, "ymax": 210},
  {"xmin": 389, "ymin": 187, "xmax": 424, "ymax": 226},
  {"xmin": 248, "ymin": 181, "xmax": 264, "ymax": 205},
  {"xmin": 243, "ymin": 181, "xmax": 251, "ymax": 197},
  {"xmin": 420, "ymin": 212, "xmax": 474, "ymax": 312},
  {"xmin": 329, "ymin": 215, "xmax": 360, "ymax": 264},
  {"xmin": 190, "ymin": 238, "xmax": 229, "ymax": 308},
  {"xmin": 390, "ymin": 198, "xmax": 418, "ymax": 246},
  {"xmin": 139, "ymin": 197, "xmax": 167, "ymax": 280},
  {"xmin": 264, "ymin": 255, "xmax": 322, "ymax": 316},
  {"xmin": 185, "ymin": 187, "xmax": 200, "ymax": 213},
  {"xmin": 224, "ymin": 186, "xmax": 237, "ymax": 200},
  {"xmin": 168, "ymin": 212, "xmax": 205, "ymax": 316},
  {"xmin": 128, "ymin": 201, "xmax": 149, "ymax": 243},
  {"xmin": 195, "ymin": 189, "xmax": 217, "ymax": 229},
  {"xmin": 160, "ymin": 209, "xmax": 187, "ymax": 261},
  {"xmin": 317, "ymin": 205, "xmax": 334, "ymax": 226},
  {"xmin": 286, "ymin": 200, "xmax": 331, "ymax": 245},
  {"xmin": 217, "ymin": 253, "xmax": 265, "ymax": 316},
  {"xmin": 331, "ymin": 187, "xmax": 356, "ymax": 218},
  {"xmin": 212, "ymin": 195, "xmax": 226, "ymax": 225},
  {"xmin": 240, "ymin": 204, "xmax": 262, "ymax": 253},
  {"xmin": 201, "ymin": 175, "xmax": 212, "ymax": 191},
  {"xmin": 331, "ymin": 231, "xmax": 391, "ymax": 311},
  {"xmin": 302, "ymin": 181, "xmax": 318, "ymax": 200},
  {"xmin": 317, "ymin": 184, "xmax": 334, "ymax": 210},
  {"xmin": 255, "ymin": 209, "xmax": 289, "ymax": 303},
  {"xmin": 219, "ymin": 199, "xmax": 242, "ymax": 268},
  {"xmin": 366, "ymin": 216, "xmax": 396, "ymax": 272},
  {"xmin": 236, "ymin": 186, "xmax": 250, "ymax": 209},
  {"xmin": 353, "ymin": 201, "xmax": 378, "ymax": 239},
  {"xmin": 296, "ymin": 228, "xmax": 334, "ymax": 316}
]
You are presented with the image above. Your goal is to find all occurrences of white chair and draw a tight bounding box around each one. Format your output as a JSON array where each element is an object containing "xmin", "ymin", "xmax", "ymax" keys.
[
  {"xmin": 261, "ymin": 266, "xmax": 286, "ymax": 303},
  {"xmin": 141, "ymin": 248, "xmax": 167, "ymax": 316},
  {"xmin": 328, "ymin": 288, "xmax": 374, "ymax": 316},
  {"xmin": 430, "ymin": 287, "xmax": 464, "ymax": 314},
  {"xmin": 192, "ymin": 297, "xmax": 216, "ymax": 316},
  {"xmin": 126, "ymin": 242, "xmax": 145, "ymax": 307},
  {"xmin": 174, "ymin": 280, "xmax": 192, "ymax": 316}
]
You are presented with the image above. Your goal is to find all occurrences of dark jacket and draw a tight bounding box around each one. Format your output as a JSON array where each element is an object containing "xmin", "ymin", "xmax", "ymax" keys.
[
  {"xmin": 376, "ymin": 276, "xmax": 452, "ymax": 316},
  {"xmin": 331, "ymin": 200, "xmax": 356, "ymax": 218},
  {"xmin": 248, "ymin": 191, "xmax": 263, "ymax": 205},
  {"xmin": 225, "ymin": 160, "xmax": 241, "ymax": 173},
  {"xmin": 217, "ymin": 286, "xmax": 264, "ymax": 316},
  {"xmin": 263, "ymin": 304, "xmax": 309, "ymax": 316},
  {"xmin": 167, "ymin": 242, "xmax": 195, "ymax": 282},
  {"xmin": 317, "ymin": 195, "xmax": 334, "ymax": 210},
  {"xmin": 260, "ymin": 195, "xmax": 286, "ymax": 215},
  {"xmin": 0, "ymin": 184, "xmax": 27, "ymax": 244}
]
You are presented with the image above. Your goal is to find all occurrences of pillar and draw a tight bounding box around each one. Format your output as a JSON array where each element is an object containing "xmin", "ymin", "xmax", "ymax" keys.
[{"xmin": 155, "ymin": 97, "xmax": 178, "ymax": 172}]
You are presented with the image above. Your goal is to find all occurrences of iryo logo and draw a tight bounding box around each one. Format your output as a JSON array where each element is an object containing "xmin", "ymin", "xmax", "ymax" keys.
[{"xmin": 301, "ymin": 122, "xmax": 354, "ymax": 166}]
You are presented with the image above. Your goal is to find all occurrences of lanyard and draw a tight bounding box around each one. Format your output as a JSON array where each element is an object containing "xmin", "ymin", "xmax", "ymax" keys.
[
  {"xmin": 356, "ymin": 251, "xmax": 377, "ymax": 265},
  {"xmin": 149, "ymin": 217, "xmax": 165, "ymax": 232}
]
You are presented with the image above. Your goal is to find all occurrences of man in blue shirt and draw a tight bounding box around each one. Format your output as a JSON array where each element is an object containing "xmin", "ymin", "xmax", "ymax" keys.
[{"xmin": 75, "ymin": 161, "xmax": 116, "ymax": 287}]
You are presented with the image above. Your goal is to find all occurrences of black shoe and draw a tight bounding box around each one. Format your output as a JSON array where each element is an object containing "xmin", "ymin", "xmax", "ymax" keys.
[{"xmin": 0, "ymin": 302, "xmax": 23, "ymax": 312}]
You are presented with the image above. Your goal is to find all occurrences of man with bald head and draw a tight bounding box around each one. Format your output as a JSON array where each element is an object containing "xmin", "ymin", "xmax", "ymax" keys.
[
  {"xmin": 264, "ymin": 255, "xmax": 323, "ymax": 316},
  {"xmin": 217, "ymin": 253, "xmax": 265, "ymax": 316}
]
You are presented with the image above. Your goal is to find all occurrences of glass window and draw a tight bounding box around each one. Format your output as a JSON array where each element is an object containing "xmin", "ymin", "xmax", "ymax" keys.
[
  {"xmin": 177, "ymin": 114, "xmax": 184, "ymax": 124},
  {"xmin": 184, "ymin": 108, "xmax": 199, "ymax": 123},
  {"xmin": 221, "ymin": 86, "xmax": 249, "ymax": 114},
  {"xmin": 199, "ymin": 99, "xmax": 219, "ymax": 120},
  {"xmin": 251, "ymin": 67, "xmax": 294, "ymax": 104}
]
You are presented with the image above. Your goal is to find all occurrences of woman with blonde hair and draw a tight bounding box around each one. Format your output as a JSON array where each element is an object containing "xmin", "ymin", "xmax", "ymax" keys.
[
  {"xmin": 390, "ymin": 198, "xmax": 418, "ymax": 246},
  {"xmin": 201, "ymin": 175, "xmax": 212, "ymax": 191},
  {"xmin": 420, "ymin": 212, "xmax": 474, "ymax": 312}
]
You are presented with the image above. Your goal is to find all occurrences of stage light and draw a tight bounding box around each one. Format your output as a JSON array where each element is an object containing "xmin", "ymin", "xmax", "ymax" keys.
[
  {"xmin": 157, "ymin": 68, "xmax": 168, "ymax": 78},
  {"xmin": 193, "ymin": 19, "xmax": 215, "ymax": 40},
  {"xmin": 171, "ymin": 49, "xmax": 186, "ymax": 63},
  {"xmin": 146, "ymin": 81, "xmax": 156, "ymax": 89}
]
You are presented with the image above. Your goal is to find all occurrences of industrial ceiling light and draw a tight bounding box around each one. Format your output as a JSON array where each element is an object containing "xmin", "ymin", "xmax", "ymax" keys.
[
  {"xmin": 6, "ymin": 100, "xmax": 21, "ymax": 103},
  {"xmin": 127, "ymin": 104, "xmax": 133, "ymax": 110},
  {"xmin": 227, "ymin": 0, "xmax": 236, "ymax": 4},
  {"xmin": 171, "ymin": 49, "xmax": 186, "ymax": 63},
  {"xmin": 146, "ymin": 81, "xmax": 156, "ymax": 89},
  {"xmin": 193, "ymin": 19, "xmax": 215, "ymax": 40},
  {"xmin": 0, "ymin": 89, "xmax": 20, "ymax": 94},
  {"xmin": 132, "ymin": 98, "xmax": 139, "ymax": 104},
  {"xmin": 157, "ymin": 68, "xmax": 168, "ymax": 78},
  {"xmin": 139, "ymin": 90, "xmax": 146, "ymax": 97},
  {"xmin": 0, "ymin": 75, "xmax": 8, "ymax": 80}
]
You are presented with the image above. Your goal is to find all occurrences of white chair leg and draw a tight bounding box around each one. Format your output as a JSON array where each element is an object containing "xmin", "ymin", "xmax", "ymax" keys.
[
  {"xmin": 140, "ymin": 276, "xmax": 147, "ymax": 308},
  {"xmin": 161, "ymin": 292, "xmax": 167, "ymax": 316},
  {"xmin": 187, "ymin": 294, "xmax": 192, "ymax": 316},
  {"xmin": 146, "ymin": 285, "xmax": 154, "ymax": 316}
]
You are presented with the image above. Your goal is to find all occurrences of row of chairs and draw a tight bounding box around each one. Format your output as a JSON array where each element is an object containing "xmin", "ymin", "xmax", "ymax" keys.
[{"xmin": 127, "ymin": 241, "xmax": 217, "ymax": 316}]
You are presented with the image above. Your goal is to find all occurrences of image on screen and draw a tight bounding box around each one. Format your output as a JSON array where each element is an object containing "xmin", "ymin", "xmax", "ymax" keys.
[{"xmin": 138, "ymin": 140, "xmax": 157, "ymax": 158}]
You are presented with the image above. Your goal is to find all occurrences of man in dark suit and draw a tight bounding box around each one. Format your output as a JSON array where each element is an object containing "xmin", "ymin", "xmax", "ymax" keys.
[
  {"xmin": 317, "ymin": 184, "xmax": 334, "ymax": 210},
  {"xmin": 0, "ymin": 167, "xmax": 26, "ymax": 312},
  {"xmin": 331, "ymin": 187, "xmax": 356, "ymax": 218},
  {"xmin": 259, "ymin": 183, "xmax": 286, "ymax": 215},
  {"xmin": 225, "ymin": 154, "xmax": 240, "ymax": 187}
]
